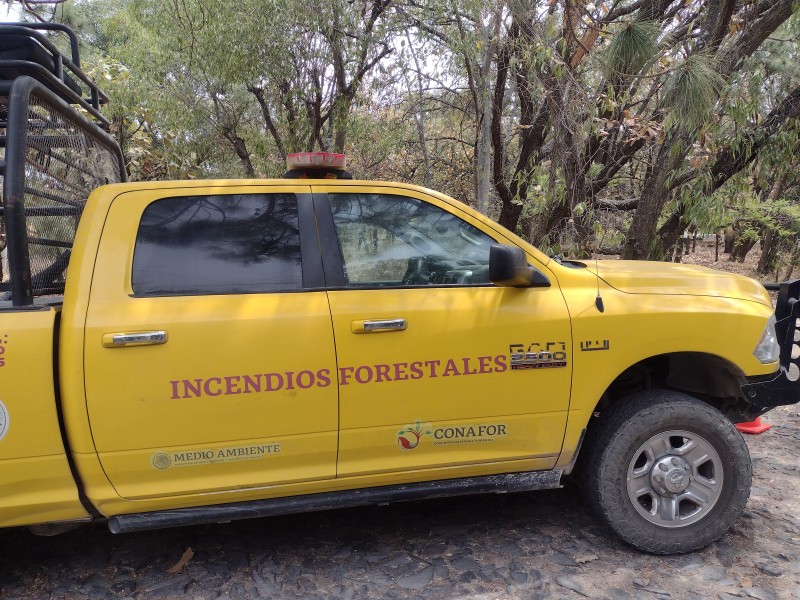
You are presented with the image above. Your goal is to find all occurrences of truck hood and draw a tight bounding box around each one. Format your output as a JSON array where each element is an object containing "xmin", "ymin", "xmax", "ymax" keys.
[{"xmin": 586, "ymin": 260, "xmax": 770, "ymax": 305}]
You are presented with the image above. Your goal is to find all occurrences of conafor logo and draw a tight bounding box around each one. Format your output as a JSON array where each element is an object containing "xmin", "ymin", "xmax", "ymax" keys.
[
  {"xmin": 397, "ymin": 421, "xmax": 433, "ymax": 450},
  {"xmin": 432, "ymin": 423, "xmax": 507, "ymax": 446}
]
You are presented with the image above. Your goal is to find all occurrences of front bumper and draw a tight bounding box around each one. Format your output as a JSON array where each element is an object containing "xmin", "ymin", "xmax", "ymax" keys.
[{"xmin": 741, "ymin": 279, "xmax": 800, "ymax": 409}]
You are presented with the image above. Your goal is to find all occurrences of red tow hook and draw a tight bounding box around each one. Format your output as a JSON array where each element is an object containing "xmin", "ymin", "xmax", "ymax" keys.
[{"xmin": 736, "ymin": 417, "xmax": 772, "ymax": 434}]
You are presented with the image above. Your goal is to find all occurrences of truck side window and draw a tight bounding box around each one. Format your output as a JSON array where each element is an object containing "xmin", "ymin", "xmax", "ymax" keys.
[
  {"xmin": 329, "ymin": 193, "xmax": 495, "ymax": 287},
  {"xmin": 132, "ymin": 194, "xmax": 302, "ymax": 295}
]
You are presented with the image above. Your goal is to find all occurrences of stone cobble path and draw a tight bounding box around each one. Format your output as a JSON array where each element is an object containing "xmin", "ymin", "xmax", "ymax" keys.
[{"xmin": 1, "ymin": 406, "xmax": 798, "ymax": 599}]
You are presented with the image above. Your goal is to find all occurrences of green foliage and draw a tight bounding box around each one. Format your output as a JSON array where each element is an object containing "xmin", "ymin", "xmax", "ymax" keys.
[
  {"xmin": 67, "ymin": 0, "xmax": 401, "ymax": 180},
  {"xmin": 662, "ymin": 53, "xmax": 726, "ymax": 131},
  {"xmin": 37, "ymin": 0, "xmax": 799, "ymax": 267},
  {"xmin": 736, "ymin": 198, "xmax": 800, "ymax": 239},
  {"xmin": 604, "ymin": 21, "xmax": 661, "ymax": 77}
]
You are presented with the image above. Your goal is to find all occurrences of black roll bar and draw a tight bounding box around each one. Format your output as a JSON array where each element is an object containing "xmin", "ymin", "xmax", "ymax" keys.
[
  {"xmin": 3, "ymin": 22, "xmax": 83, "ymax": 66},
  {"xmin": 2, "ymin": 76, "xmax": 125, "ymax": 306},
  {"xmin": 0, "ymin": 24, "xmax": 109, "ymax": 112}
]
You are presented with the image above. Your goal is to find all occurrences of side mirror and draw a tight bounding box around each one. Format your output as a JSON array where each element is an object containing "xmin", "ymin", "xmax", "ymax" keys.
[{"xmin": 489, "ymin": 244, "xmax": 550, "ymax": 288}]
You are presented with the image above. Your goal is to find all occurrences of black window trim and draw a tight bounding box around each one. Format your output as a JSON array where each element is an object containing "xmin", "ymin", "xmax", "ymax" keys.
[
  {"xmin": 297, "ymin": 192, "xmax": 326, "ymax": 289},
  {"xmin": 312, "ymin": 192, "xmax": 347, "ymax": 288}
]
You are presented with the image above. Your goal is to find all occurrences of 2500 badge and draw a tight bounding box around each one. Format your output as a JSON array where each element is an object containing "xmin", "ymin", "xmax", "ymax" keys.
[{"xmin": 509, "ymin": 342, "xmax": 567, "ymax": 370}]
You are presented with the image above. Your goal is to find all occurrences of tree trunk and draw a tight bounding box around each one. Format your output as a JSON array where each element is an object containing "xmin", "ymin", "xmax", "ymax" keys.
[
  {"xmin": 732, "ymin": 237, "xmax": 757, "ymax": 262},
  {"xmin": 724, "ymin": 226, "xmax": 736, "ymax": 253},
  {"xmin": 227, "ymin": 133, "xmax": 256, "ymax": 178},
  {"xmin": 757, "ymin": 228, "xmax": 775, "ymax": 274},
  {"xmin": 498, "ymin": 202, "xmax": 524, "ymax": 232},
  {"xmin": 248, "ymin": 86, "xmax": 286, "ymax": 159},
  {"xmin": 474, "ymin": 13, "xmax": 497, "ymax": 215},
  {"xmin": 403, "ymin": 32, "xmax": 431, "ymax": 188},
  {"xmin": 332, "ymin": 96, "xmax": 350, "ymax": 153},
  {"xmin": 475, "ymin": 110, "xmax": 493, "ymax": 215},
  {"xmin": 657, "ymin": 207, "xmax": 686, "ymax": 261},
  {"xmin": 621, "ymin": 134, "xmax": 687, "ymax": 259}
]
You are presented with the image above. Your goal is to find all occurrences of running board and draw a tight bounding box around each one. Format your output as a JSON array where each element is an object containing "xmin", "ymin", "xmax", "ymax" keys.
[{"xmin": 108, "ymin": 469, "xmax": 563, "ymax": 534}]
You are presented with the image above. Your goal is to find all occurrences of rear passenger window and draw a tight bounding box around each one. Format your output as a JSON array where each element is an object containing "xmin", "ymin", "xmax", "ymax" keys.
[{"xmin": 132, "ymin": 194, "xmax": 302, "ymax": 295}]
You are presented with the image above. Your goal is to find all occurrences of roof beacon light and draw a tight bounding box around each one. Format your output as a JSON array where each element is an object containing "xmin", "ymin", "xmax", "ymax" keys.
[
  {"xmin": 286, "ymin": 152, "xmax": 346, "ymax": 171},
  {"xmin": 282, "ymin": 152, "xmax": 352, "ymax": 179}
]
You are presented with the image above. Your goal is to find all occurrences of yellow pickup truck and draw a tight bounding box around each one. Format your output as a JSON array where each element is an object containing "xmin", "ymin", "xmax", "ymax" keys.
[{"xmin": 0, "ymin": 23, "xmax": 798, "ymax": 555}]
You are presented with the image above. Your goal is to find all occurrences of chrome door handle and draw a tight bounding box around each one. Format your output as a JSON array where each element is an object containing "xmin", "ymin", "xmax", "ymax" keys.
[
  {"xmin": 351, "ymin": 318, "xmax": 407, "ymax": 334},
  {"xmin": 102, "ymin": 331, "xmax": 168, "ymax": 348}
]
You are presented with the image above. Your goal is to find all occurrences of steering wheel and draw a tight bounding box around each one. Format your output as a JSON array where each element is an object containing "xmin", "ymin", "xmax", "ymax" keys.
[{"xmin": 402, "ymin": 256, "xmax": 425, "ymax": 285}]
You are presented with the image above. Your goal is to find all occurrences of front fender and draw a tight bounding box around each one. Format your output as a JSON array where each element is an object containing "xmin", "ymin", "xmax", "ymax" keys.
[{"xmin": 553, "ymin": 284, "xmax": 777, "ymax": 471}]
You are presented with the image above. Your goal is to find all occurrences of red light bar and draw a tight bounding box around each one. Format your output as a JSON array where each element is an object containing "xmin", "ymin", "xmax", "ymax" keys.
[{"xmin": 286, "ymin": 152, "xmax": 346, "ymax": 170}]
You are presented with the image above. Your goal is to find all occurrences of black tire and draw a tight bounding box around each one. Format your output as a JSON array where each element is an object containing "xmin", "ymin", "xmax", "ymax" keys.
[{"xmin": 584, "ymin": 390, "xmax": 752, "ymax": 554}]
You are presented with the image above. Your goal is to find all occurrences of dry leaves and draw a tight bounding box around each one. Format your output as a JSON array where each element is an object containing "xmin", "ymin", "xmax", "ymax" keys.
[{"xmin": 166, "ymin": 547, "xmax": 194, "ymax": 574}]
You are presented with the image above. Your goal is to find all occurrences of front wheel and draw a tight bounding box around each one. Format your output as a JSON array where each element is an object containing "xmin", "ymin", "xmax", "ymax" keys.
[{"xmin": 584, "ymin": 390, "xmax": 752, "ymax": 554}]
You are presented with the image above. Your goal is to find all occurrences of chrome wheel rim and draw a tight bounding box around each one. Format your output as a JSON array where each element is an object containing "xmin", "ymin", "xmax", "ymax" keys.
[{"xmin": 626, "ymin": 429, "xmax": 724, "ymax": 528}]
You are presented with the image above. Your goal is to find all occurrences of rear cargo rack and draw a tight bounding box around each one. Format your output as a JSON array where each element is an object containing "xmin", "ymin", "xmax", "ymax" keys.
[
  {"xmin": 0, "ymin": 23, "xmax": 109, "ymax": 122},
  {"xmin": 0, "ymin": 23, "xmax": 125, "ymax": 307}
]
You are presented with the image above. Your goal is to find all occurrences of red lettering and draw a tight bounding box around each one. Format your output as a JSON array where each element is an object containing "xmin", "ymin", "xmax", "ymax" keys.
[
  {"xmin": 393, "ymin": 362, "xmax": 409, "ymax": 381},
  {"xmin": 0, "ymin": 346, "xmax": 5, "ymax": 355},
  {"xmin": 264, "ymin": 373, "xmax": 284, "ymax": 391},
  {"xmin": 243, "ymin": 375, "xmax": 261, "ymax": 393},
  {"xmin": 478, "ymin": 355, "xmax": 493, "ymax": 374},
  {"xmin": 204, "ymin": 377, "xmax": 222, "ymax": 397},
  {"xmin": 183, "ymin": 379, "xmax": 202, "ymax": 398},
  {"xmin": 494, "ymin": 354, "xmax": 508, "ymax": 372},
  {"xmin": 375, "ymin": 364, "xmax": 392, "ymax": 382},
  {"xmin": 355, "ymin": 365, "xmax": 374, "ymax": 384},
  {"xmin": 339, "ymin": 366, "xmax": 354, "ymax": 385},
  {"xmin": 462, "ymin": 357, "xmax": 477, "ymax": 375},
  {"xmin": 296, "ymin": 370, "xmax": 315, "ymax": 389},
  {"xmin": 169, "ymin": 380, "xmax": 180, "ymax": 399},
  {"xmin": 285, "ymin": 371, "xmax": 296, "ymax": 390},
  {"xmin": 316, "ymin": 368, "xmax": 332, "ymax": 387},
  {"xmin": 225, "ymin": 376, "xmax": 242, "ymax": 395},
  {"xmin": 424, "ymin": 360, "xmax": 441, "ymax": 377},
  {"xmin": 442, "ymin": 359, "xmax": 461, "ymax": 377},
  {"xmin": 409, "ymin": 361, "xmax": 424, "ymax": 379}
]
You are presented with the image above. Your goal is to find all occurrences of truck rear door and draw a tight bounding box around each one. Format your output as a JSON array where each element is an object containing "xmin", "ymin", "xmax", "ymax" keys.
[{"xmin": 82, "ymin": 185, "xmax": 337, "ymax": 500}]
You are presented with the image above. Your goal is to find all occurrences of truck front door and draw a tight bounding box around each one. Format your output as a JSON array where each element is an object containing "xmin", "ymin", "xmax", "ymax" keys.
[
  {"xmin": 312, "ymin": 187, "xmax": 572, "ymax": 479},
  {"xmin": 83, "ymin": 186, "xmax": 337, "ymax": 500}
]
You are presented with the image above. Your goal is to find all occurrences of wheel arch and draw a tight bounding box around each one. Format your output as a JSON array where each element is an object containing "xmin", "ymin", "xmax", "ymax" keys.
[
  {"xmin": 565, "ymin": 351, "xmax": 758, "ymax": 476},
  {"xmin": 589, "ymin": 351, "xmax": 762, "ymax": 425}
]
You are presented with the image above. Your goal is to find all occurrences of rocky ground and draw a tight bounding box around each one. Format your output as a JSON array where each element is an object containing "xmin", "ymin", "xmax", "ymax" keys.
[
  {"xmin": 0, "ymin": 408, "xmax": 798, "ymax": 600},
  {"xmin": 2, "ymin": 245, "xmax": 798, "ymax": 600}
]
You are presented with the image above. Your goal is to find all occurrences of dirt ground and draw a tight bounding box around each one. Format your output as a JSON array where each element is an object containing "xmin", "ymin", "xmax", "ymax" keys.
[
  {"xmin": 672, "ymin": 239, "xmax": 765, "ymax": 279},
  {"xmin": 0, "ymin": 406, "xmax": 797, "ymax": 600},
  {"xmin": 0, "ymin": 244, "xmax": 798, "ymax": 600}
]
